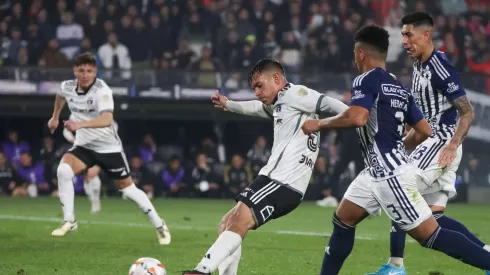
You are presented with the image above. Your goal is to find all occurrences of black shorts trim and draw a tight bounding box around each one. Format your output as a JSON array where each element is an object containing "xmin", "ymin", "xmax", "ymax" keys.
[
  {"xmin": 67, "ymin": 146, "xmax": 130, "ymax": 180},
  {"xmin": 235, "ymin": 175, "xmax": 302, "ymax": 229}
]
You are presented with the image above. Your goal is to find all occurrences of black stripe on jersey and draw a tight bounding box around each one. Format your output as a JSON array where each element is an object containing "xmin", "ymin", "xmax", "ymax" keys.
[
  {"xmin": 434, "ymin": 89, "xmax": 440, "ymax": 115},
  {"xmin": 417, "ymin": 141, "xmax": 440, "ymax": 168},
  {"xmin": 382, "ymin": 153, "xmax": 396, "ymax": 171},
  {"xmin": 387, "ymin": 178, "xmax": 415, "ymax": 222},
  {"xmin": 390, "ymin": 152, "xmax": 402, "ymax": 166},
  {"xmin": 315, "ymin": 94, "xmax": 325, "ymax": 114},
  {"xmin": 262, "ymin": 105, "xmax": 273, "ymax": 119}
]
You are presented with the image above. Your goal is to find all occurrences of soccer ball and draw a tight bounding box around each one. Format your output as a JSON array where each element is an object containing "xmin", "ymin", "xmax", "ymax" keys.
[{"xmin": 129, "ymin": 257, "xmax": 167, "ymax": 275}]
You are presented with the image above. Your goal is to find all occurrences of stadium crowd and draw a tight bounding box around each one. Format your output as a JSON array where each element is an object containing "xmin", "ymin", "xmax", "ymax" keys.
[
  {"xmin": 0, "ymin": 0, "xmax": 490, "ymax": 202},
  {"xmin": 0, "ymin": 0, "xmax": 489, "ymax": 83}
]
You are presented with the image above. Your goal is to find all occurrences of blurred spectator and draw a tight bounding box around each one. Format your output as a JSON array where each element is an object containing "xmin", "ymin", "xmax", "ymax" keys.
[
  {"xmin": 439, "ymin": 32, "xmax": 464, "ymax": 71},
  {"xmin": 102, "ymin": 2, "xmax": 119, "ymax": 22},
  {"xmin": 247, "ymin": 136, "xmax": 271, "ymax": 176},
  {"xmin": 312, "ymin": 156, "xmax": 338, "ymax": 207},
  {"xmin": 116, "ymin": 15, "xmax": 133, "ymax": 48},
  {"xmin": 13, "ymin": 152, "xmax": 48, "ymax": 197},
  {"xmin": 26, "ymin": 23, "xmax": 45, "ymax": 65},
  {"xmin": 463, "ymin": 154, "xmax": 489, "ymax": 185},
  {"xmin": 56, "ymin": 11, "xmax": 84, "ymax": 60},
  {"xmin": 98, "ymin": 32, "xmax": 132, "ymax": 79},
  {"xmin": 1, "ymin": 130, "xmax": 30, "ymax": 167},
  {"xmin": 6, "ymin": 27, "xmax": 27, "ymax": 65},
  {"xmin": 38, "ymin": 136, "xmax": 58, "ymax": 189},
  {"xmin": 232, "ymin": 44, "xmax": 256, "ymax": 71},
  {"xmin": 37, "ymin": 9, "xmax": 55, "ymax": 40},
  {"xmin": 189, "ymin": 45, "xmax": 224, "ymax": 87},
  {"xmin": 130, "ymin": 155, "xmax": 154, "ymax": 199},
  {"xmin": 304, "ymin": 37, "xmax": 324, "ymax": 72},
  {"xmin": 148, "ymin": 13, "xmax": 166, "ymax": 60},
  {"xmin": 9, "ymin": 2, "xmax": 25, "ymax": 32},
  {"xmin": 39, "ymin": 39, "xmax": 69, "ymax": 68},
  {"xmin": 193, "ymin": 137, "xmax": 220, "ymax": 164},
  {"xmin": 190, "ymin": 153, "xmax": 220, "ymax": 198},
  {"xmin": 84, "ymin": 5, "xmax": 104, "ymax": 49},
  {"xmin": 139, "ymin": 133, "xmax": 157, "ymax": 163},
  {"xmin": 223, "ymin": 154, "xmax": 252, "ymax": 197},
  {"xmin": 51, "ymin": 0, "xmax": 68, "ymax": 27},
  {"xmin": 161, "ymin": 156, "xmax": 185, "ymax": 197},
  {"xmin": 218, "ymin": 29, "xmax": 243, "ymax": 69},
  {"xmin": 384, "ymin": 6, "xmax": 404, "ymax": 63},
  {"xmin": 128, "ymin": 17, "xmax": 149, "ymax": 69},
  {"xmin": 172, "ymin": 38, "xmax": 197, "ymax": 69},
  {"xmin": 74, "ymin": 0, "xmax": 89, "ymax": 27},
  {"xmin": 180, "ymin": 9, "xmax": 211, "ymax": 43},
  {"xmin": 0, "ymin": 151, "xmax": 16, "ymax": 196},
  {"xmin": 225, "ymin": 71, "xmax": 242, "ymax": 89},
  {"xmin": 275, "ymin": 31, "xmax": 301, "ymax": 72},
  {"xmin": 236, "ymin": 8, "xmax": 256, "ymax": 39}
]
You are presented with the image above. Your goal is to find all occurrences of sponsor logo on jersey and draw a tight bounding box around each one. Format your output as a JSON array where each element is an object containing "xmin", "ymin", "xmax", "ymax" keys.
[
  {"xmin": 351, "ymin": 90, "xmax": 365, "ymax": 100},
  {"xmin": 381, "ymin": 84, "xmax": 408, "ymax": 100},
  {"xmin": 260, "ymin": 205, "xmax": 275, "ymax": 221},
  {"xmin": 446, "ymin": 82, "xmax": 459, "ymax": 93},
  {"xmin": 69, "ymin": 107, "xmax": 96, "ymax": 113},
  {"xmin": 103, "ymin": 95, "xmax": 110, "ymax": 102},
  {"xmin": 299, "ymin": 154, "xmax": 314, "ymax": 169}
]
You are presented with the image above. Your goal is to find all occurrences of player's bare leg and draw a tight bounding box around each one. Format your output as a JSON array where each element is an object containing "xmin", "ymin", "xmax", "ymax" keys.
[
  {"xmin": 52, "ymin": 153, "xmax": 86, "ymax": 237},
  {"xmin": 182, "ymin": 202, "xmax": 255, "ymax": 275},
  {"xmin": 319, "ymin": 198, "xmax": 369, "ymax": 275},
  {"xmin": 115, "ymin": 177, "xmax": 170, "ymax": 245},
  {"xmin": 83, "ymin": 165, "xmax": 102, "ymax": 214}
]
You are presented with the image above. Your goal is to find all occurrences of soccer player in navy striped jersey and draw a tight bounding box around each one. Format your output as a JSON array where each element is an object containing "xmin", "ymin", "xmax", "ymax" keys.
[
  {"xmin": 302, "ymin": 25, "xmax": 490, "ymax": 275},
  {"xmin": 368, "ymin": 12, "xmax": 490, "ymax": 275}
]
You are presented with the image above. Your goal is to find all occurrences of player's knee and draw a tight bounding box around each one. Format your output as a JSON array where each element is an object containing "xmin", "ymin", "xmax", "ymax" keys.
[
  {"xmin": 57, "ymin": 163, "xmax": 75, "ymax": 182},
  {"xmin": 226, "ymin": 205, "xmax": 255, "ymax": 236}
]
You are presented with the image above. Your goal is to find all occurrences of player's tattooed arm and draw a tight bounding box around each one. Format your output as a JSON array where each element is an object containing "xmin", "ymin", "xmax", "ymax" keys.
[{"xmin": 450, "ymin": 95, "xmax": 474, "ymax": 148}]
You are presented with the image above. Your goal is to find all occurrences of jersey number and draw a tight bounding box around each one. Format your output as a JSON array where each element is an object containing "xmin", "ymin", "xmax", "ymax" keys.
[
  {"xmin": 395, "ymin": 111, "xmax": 404, "ymax": 137},
  {"xmin": 387, "ymin": 204, "xmax": 402, "ymax": 222},
  {"xmin": 412, "ymin": 145, "xmax": 428, "ymax": 160}
]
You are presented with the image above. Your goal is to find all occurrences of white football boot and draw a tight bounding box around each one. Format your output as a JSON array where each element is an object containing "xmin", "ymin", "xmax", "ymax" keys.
[
  {"xmin": 156, "ymin": 222, "xmax": 171, "ymax": 245},
  {"xmin": 51, "ymin": 220, "xmax": 78, "ymax": 237}
]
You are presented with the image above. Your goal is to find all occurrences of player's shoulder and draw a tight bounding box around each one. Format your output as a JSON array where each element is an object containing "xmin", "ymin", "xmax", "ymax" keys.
[
  {"xmin": 352, "ymin": 68, "xmax": 380, "ymax": 88},
  {"xmin": 278, "ymin": 83, "xmax": 316, "ymax": 102},
  {"xmin": 94, "ymin": 78, "xmax": 112, "ymax": 92},
  {"xmin": 428, "ymin": 51, "xmax": 457, "ymax": 77}
]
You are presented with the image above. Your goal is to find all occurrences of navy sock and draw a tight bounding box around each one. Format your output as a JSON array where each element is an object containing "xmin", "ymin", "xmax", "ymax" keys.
[
  {"xmin": 424, "ymin": 226, "xmax": 490, "ymax": 270},
  {"xmin": 390, "ymin": 221, "xmax": 406, "ymax": 258},
  {"xmin": 320, "ymin": 213, "xmax": 355, "ymax": 275},
  {"xmin": 434, "ymin": 211, "xmax": 485, "ymax": 247}
]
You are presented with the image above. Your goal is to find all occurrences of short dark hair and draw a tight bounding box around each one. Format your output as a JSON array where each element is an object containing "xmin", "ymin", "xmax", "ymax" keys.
[
  {"xmin": 401, "ymin": 12, "xmax": 434, "ymax": 27},
  {"xmin": 354, "ymin": 25, "xmax": 390, "ymax": 54},
  {"xmin": 73, "ymin": 52, "xmax": 97, "ymax": 67},
  {"xmin": 248, "ymin": 58, "xmax": 285, "ymax": 83}
]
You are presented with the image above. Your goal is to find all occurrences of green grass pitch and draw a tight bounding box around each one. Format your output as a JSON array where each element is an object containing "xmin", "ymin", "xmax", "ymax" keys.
[{"xmin": 0, "ymin": 197, "xmax": 488, "ymax": 275}]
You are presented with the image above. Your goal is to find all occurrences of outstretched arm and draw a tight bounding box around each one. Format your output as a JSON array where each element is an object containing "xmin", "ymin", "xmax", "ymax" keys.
[{"xmin": 225, "ymin": 100, "xmax": 273, "ymax": 119}]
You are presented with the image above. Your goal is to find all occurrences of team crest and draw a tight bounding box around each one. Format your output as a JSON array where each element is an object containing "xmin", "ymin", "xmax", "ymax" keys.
[{"xmin": 87, "ymin": 98, "xmax": 94, "ymax": 105}]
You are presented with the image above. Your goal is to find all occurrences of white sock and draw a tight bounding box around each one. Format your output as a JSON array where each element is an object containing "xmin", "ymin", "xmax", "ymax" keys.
[
  {"xmin": 57, "ymin": 163, "xmax": 75, "ymax": 222},
  {"xmin": 218, "ymin": 245, "xmax": 242, "ymax": 275},
  {"xmin": 120, "ymin": 184, "xmax": 163, "ymax": 228},
  {"xmin": 388, "ymin": 257, "xmax": 404, "ymax": 268},
  {"xmin": 90, "ymin": 176, "xmax": 101, "ymax": 202},
  {"xmin": 83, "ymin": 180, "xmax": 94, "ymax": 202},
  {"xmin": 196, "ymin": 231, "xmax": 242, "ymax": 273},
  {"xmin": 484, "ymin": 245, "xmax": 490, "ymax": 252}
]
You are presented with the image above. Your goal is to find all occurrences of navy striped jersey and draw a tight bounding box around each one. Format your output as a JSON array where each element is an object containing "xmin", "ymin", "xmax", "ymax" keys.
[
  {"xmin": 350, "ymin": 68, "xmax": 424, "ymax": 180},
  {"xmin": 412, "ymin": 50, "xmax": 466, "ymax": 139}
]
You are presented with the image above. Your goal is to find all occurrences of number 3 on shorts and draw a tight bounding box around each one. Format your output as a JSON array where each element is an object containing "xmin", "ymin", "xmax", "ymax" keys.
[
  {"xmin": 387, "ymin": 204, "xmax": 402, "ymax": 221},
  {"xmin": 412, "ymin": 145, "xmax": 428, "ymax": 160}
]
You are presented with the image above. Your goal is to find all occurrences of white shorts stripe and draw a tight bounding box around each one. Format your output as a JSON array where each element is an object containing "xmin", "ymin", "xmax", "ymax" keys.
[
  {"xmin": 250, "ymin": 181, "xmax": 275, "ymax": 202},
  {"xmin": 253, "ymin": 184, "xmax": 281, "ymax": 204}
]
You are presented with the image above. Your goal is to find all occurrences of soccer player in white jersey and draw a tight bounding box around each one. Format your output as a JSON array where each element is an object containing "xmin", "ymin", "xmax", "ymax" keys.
[
  {"xmin": 47, "ymin": 53, "xmax": 171, "ymax": 245},
  {"xmin": 368, "ymin": 12, "xmax": 490, "ymax": 275},
  {"xmin": 182, "ymin": 58, "xmax": 349, "ymax": 275},
  {"xmin": 63, "ymin": 114, "xmax": 107, "ymax": 214},
  {"xmin": 301, "ymin": 25, "xmax": 490, "ymax": 275}
]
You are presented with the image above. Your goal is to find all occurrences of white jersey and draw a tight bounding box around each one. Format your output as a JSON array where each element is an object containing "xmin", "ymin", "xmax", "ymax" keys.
[
  {"xmin": 258, "ymin": 83, "xmax": 325, "ymax": 195},
  {"xmin": 58, "ymin": 78, "xmax": 122, "ymax": 153}
]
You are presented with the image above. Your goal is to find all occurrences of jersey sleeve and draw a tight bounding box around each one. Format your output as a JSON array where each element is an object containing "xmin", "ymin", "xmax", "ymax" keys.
[
  {"xmin": 96, "ymin": 87, "xmax": 114, "ymax": 114},
  {"xmin": 431, "ymin": 54, "xmax": 466, "ymax": 101},
  {"xmin": 286, "ymin": 86, "xmax": 324, "ymax": 114},
  {"xmin": 58, "ymin": 81, "xmax": 66, "ymax": 98},
  {"xmin": 349, "ymin": 77, "xmax": 376, "ymax": 110},
  {"xmin": 405, "ymin": 94, "xmax": 424, "ymax": 126}
]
